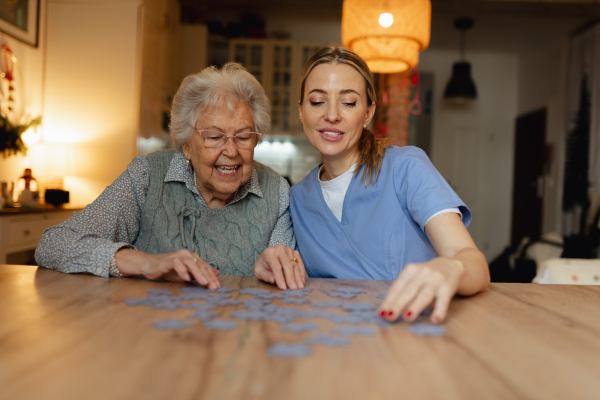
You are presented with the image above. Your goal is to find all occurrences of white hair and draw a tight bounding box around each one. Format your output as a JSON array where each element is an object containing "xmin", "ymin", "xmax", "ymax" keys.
[{"xmin": 169, "ymin": 62, "xmax": 271, "ymax": 148}]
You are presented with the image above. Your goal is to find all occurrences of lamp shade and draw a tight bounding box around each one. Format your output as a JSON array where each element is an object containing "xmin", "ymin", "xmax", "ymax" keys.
[
  {"xmin": 444, "ymin": 61, "xmax": 477, "ymax": 100},
  {"xmin": 342, "ymin": 0, "xmax": 431, "ymax": 73}
]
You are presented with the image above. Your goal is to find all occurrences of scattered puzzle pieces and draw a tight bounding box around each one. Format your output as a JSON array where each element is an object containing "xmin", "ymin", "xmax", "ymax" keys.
[{"xmin": 127, "ymin": 284, "xmax": 446, "ymax": 358}]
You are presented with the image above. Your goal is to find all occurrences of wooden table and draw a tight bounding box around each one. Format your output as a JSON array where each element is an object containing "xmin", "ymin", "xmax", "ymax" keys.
[{"xmin": 2, "ymin": 265, "xmax": 600, "ymax": 400}]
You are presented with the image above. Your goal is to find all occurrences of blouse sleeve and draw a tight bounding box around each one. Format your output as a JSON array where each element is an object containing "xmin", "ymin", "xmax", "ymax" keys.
[
  {"xmin": 266, "ymin": 176, "xmax": 296, "ymax": 249},
  {"xmin": 34, "ymin": 157, "xmax": 150, "ymax": 277},
  {"xmin": 393, "ymin": 147, "xmax": 471, "ymax": 232}
]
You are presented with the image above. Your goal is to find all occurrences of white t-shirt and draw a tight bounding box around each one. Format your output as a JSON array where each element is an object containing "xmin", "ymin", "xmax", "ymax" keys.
[{"xmin": 318, "ymin": 164, "xmax": 461, "ymax": 224}]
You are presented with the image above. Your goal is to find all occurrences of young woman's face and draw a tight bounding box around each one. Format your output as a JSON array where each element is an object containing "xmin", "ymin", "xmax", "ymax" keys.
[{"xmin": 299, "ymin": 62, "xmax": 375, "ymax": 164}]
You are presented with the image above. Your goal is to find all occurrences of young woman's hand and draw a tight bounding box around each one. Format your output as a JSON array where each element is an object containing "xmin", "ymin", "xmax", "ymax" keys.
[
  {"xmin": 379, "ymin": 257, "xmax": 464, "ymax": 323},
  {"xmin": 379, "ymin": 212, "xmax": 489, "ymax": 323}
]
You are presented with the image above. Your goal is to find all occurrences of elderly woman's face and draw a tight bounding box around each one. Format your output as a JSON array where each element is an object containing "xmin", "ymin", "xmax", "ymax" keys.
[{"xmin": 182, "ymin": 101, "xmax": 255, "ymax": 206}]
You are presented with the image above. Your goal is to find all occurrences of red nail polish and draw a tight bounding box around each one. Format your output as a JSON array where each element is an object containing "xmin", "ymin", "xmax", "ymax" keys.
[
  {"xmin": 406, "ymin": 311, "xmax": 412, "ymax": 317},
  {"xmin": 380, "ymin": 310, "xmax": 386, "ymax": 317},
  {"xmin": 387, "ymin": 311, "xmax": 393, "ymax": 316},
  {"xmin": 434, "ymin": 316, "xmax": 441, "ymax": 323}
]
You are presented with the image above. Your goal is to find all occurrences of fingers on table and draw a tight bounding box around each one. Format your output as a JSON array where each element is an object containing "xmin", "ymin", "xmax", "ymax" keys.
[
  {"xmin": 189, "ymin": 257, "xmax": 221, "ymax": 289},
  {"xmin": 293, "ymin": 250, "xmax": 306, "ymax": 284},
  {"xmin": 379, "ymin": 264, "xmax": 449, "ymax": 323},
  {"xmin": 165, "ymin": 251, "xmax": 220, "ymax": 289},
  {"xmin": 262, "ymin": 246, "xmax": 305, "ymax": 290}
]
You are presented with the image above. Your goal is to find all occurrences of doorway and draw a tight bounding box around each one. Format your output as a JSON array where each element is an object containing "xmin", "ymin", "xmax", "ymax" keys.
[{"xmin": 511, "ymin": 108, "xmax": 546, "ymax": 247}]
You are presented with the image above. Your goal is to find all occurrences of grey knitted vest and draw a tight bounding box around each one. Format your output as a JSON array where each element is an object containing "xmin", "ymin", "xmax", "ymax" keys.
[{"xmin": 133, "ymin": 150, "xmax": 281, "ymax": 275}]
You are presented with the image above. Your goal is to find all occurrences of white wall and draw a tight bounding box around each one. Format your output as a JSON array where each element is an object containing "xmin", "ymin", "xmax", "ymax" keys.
[
  {"xmin": 420, "ymin": 50, "xmax": 519, "ymax": 260},
  {"xmin": 35, "ymin": 0, "xmax": 140, "ymax": 207}
]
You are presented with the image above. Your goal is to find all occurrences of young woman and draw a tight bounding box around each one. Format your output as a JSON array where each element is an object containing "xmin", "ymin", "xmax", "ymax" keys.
[{"xmin": 281, "ymin": 47, "xmax": 489, "ymax": 323}]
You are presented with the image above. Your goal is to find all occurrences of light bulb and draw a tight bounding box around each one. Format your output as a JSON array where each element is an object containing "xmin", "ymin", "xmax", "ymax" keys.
[{"xmin": 379, "ymin": 13, "xmax": 393, "ymax": 28}]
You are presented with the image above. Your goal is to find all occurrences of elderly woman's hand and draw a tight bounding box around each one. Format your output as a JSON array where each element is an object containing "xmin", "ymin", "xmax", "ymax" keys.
[
  {"xmin": 114, "ymin": 248, "xmax": 221, "ymax": 289},
  {"xmin": 255, "ymin": 245, "xmax": 306, "ymax": 290}
]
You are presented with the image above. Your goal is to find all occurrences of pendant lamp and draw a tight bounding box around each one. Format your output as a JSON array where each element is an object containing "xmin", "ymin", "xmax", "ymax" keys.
[
  {"xmin": 342, "ymin": 0, "xmax": 431, "ymax": 74},
  {"xmin": 444, "ymin": 18, "xmax": 477, "ymax": 101}
]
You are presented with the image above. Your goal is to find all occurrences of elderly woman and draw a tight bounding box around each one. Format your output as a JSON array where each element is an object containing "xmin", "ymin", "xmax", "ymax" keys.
[
  {"xmin": 275, "ymin": 47, "xmax": 490, "ymax": 323},
  {"xmin": 36, "ymin": 63, "xmax": 305, "ymax": 290}
]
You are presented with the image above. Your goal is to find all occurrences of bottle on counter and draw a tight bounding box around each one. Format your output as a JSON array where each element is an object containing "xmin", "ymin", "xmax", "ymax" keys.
[{"xmin": 18, "ymin": 169, "xmax": 39, "ymax": 207}]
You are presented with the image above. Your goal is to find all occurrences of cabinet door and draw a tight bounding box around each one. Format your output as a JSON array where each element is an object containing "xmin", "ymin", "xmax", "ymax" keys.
[
  {"xmin": 231, "ymin": 40, "xmax": 265, "ymax": 86},
  {"xmin": 270, "ymin": 43, "xmax": 294, "ymax": 134}
]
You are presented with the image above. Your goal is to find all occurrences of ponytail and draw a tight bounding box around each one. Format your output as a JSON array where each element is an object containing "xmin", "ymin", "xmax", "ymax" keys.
[{"xmin": 356, "ymin": 127, "xmax": 390, "ymax": 186}]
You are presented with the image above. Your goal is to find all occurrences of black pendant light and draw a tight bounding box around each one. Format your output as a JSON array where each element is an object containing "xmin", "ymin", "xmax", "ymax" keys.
[{"xmin": 444, "ymin": 18, "xmax": 477, "ymax": 101}]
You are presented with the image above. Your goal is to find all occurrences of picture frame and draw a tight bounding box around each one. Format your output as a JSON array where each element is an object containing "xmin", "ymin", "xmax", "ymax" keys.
[{"xmin": 0, "ymin": 0, "xmax": 40, "ymax": 47}]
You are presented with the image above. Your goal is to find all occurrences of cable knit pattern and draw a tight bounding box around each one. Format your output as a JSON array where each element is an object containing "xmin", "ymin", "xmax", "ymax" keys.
[{"xmin": 134, "ymin": 151, "xmax": 280, "ymax": 276}]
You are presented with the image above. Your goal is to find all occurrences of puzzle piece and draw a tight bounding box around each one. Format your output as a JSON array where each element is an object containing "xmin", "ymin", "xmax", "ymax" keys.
[
  {"xmin": 214, "ymin": 287, "xmax": 237, "ymax": 293},
  {"xmin": 187, "ymin": 311, "xmax": 220, "ymax": 321},
  {"xmin": 230, "ymin": 310, "xmax": 271, "ymax": 321},
  {"xmin": 332, "ymin": 287, "xmax": 366, "ymax": 294},
  {"xmin": 203, "ymin": 318, "xmax": 238, "ymax": 331},
  {"xmin": 328, "ymin": 313, "xmax": 365, "ymax": 324},
  {"xmin": 305, "ymin": 334, "xmax": 350, "ymax": 347},
  {"xmin": 281, "ymin": 297, "xmax": 310, "ymax": 305},
  {"xmin": 326, "ymin": 292, "xmax": 358, "ymax": 299},
  {"xmin": 147, "ymin": 289, "xmax": 174, "ymax": 297},
  {"xmin": 408, "ymin": 324, "xmax": 446, "ymax": 337},
  {"xmin": 335, "ymin": 326, "xmax": 377, "ymax": 336},
  {"xmin": 341, "ymin": 303, "xmax": 376, "ymax": 312},
  {"xmin": 311, "ymin": 301, "xmax": 347, "ymax": 308},
  {"xmin": 153, "ymin": 318, "xmax": 194, "ymax": 330},
  {"xmin": 124, "ymin": 298, "xmax": 153, "ymax": 306},
  {"xmin": 239, "ymin": 288, "xmax": 272, "ymax": 296},
  {"xmin": 268, "ymin": 343, "xmax": 313, "ymax": 358},
  {"xmin": 281, "ymin": 322, "xmax": 320, "ymax": 333}
]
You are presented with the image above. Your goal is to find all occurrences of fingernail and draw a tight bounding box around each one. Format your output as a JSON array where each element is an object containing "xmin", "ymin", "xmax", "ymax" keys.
[
  {"xmin": 406, "ymin": 311, "xmax": 412, "ymax": 318},
  {"xmin": 387, "ymin": 311, "xmax": 393, "ymax": 316},
  {"xmin": 434, "ymin": 315, "xmax": 441, "ymax": 324},
  {"xmin": 380, "ymin": 310, "xmax": 386, "ymax": 317}
]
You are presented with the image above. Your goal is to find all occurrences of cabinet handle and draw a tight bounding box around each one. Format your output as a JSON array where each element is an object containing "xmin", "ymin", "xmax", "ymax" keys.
[{"xmin": 23, "ymin": 229, "xmax": 30, "ymax": 236}]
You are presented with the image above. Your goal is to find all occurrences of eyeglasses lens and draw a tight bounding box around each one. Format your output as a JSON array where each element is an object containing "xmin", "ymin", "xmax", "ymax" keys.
[{"xmin": 200, "ymin": 131, "xmax": 260, "ymax": 149}]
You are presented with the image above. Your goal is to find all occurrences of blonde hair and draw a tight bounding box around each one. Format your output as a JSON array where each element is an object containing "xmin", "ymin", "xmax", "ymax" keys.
[
  {"xmin": 299, "ymin": 46, "xmax": 389, "ymax": 185},
  {"xmin": 170, "ymin": 63, "xmax": 270, "ymax": 149}
]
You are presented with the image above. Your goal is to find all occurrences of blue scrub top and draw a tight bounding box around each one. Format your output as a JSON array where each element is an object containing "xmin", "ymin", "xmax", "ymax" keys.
[{"xmin": 290, "ymin": 146, "xmax": 471, "ymax": 280}]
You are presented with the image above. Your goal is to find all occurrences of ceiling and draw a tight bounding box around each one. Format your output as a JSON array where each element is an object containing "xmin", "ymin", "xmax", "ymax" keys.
[
  {"xmin": 179, "ymin": 0, "xmax": 600, "ymax": 19},
  {"xmin": 178, "ymin": 0, "xmax": 599, "ymax": 53}
]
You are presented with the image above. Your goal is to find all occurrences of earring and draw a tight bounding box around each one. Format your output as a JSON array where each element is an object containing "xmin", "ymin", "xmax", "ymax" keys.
[
  {"xmin": 186, "ymin": 158, "xmax": 190, "ymax": 166},
  {"xmin": 363, "ymin": 125, "xmax": 367, "ymax": 129}
]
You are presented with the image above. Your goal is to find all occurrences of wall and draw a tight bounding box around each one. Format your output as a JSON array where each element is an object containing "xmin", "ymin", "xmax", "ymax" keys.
[
  {"xmin": 0, "ymin": 0, "xmax": 46, "ymax": 198},
  {"xmin": 419, "ymin": 50, "xmax": 519, "ymax": 260},
  {"xmin": 35, "ymin": 0, "xmax": 140, "ymax": 207}
]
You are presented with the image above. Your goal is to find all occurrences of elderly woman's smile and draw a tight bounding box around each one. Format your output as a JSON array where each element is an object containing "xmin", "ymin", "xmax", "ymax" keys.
[{"xmin": 182, "ymin": 100, "xmax": 255, "ymax": 208}]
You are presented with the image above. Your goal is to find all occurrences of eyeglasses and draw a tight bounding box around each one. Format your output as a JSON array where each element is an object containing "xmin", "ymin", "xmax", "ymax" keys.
[{"xmin": 195, "ymin": 130, "xmax": 262, "ymax": 149}]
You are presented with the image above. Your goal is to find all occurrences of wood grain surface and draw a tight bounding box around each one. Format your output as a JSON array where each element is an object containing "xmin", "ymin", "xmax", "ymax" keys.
[{"xmin": 1, "ymin": 265, "xmax": 600, "ymax": 400}]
